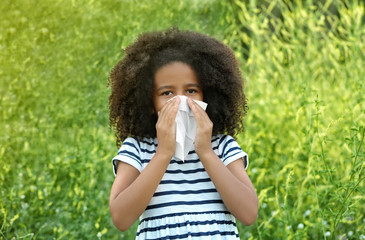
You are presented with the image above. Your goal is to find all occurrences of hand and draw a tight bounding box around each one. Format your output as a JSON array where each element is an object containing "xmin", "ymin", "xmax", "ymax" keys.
[
  {"xmin": 187, "ymin": 98, "xmax": 214, "ymax": 157},
  {"xmin": 155, "ymin": 97, "xmax": 180, "ymax": 159}
]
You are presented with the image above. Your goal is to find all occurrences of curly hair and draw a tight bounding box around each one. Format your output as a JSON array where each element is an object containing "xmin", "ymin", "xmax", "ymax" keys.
[{"xmin": 108, "ymin": 28, "xmax": 247, "ymax": 146}]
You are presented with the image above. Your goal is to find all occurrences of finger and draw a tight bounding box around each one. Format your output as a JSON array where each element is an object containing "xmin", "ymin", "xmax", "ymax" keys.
[
  {"xmin": 160, "ymin": 96, "xmax": 180, "ymax": 114},
  {"xmin": 188, "ymin": 98, "xmax": 208, "ymax": 122},
  {"xmin": 157, "ymin": 97, "xmax": 180, "ymax": 125},
  {"xmin": 164, "ymin": 97, "xmax": 180, "ymax": 118},
  {"xmin": 188, "ymin": 98, "xmax": 213, "ymax": 134}
]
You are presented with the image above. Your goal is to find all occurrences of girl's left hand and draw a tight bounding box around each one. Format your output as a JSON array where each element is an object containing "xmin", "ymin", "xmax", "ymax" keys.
[{"xmin": 187, "ymin": 98, "xmax": 213, "ymax": 157}]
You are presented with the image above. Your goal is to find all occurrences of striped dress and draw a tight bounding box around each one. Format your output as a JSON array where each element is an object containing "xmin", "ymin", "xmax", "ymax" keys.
[{"xmin": 112, "ymin": 134, "xmax": 249, "ymax": 240}]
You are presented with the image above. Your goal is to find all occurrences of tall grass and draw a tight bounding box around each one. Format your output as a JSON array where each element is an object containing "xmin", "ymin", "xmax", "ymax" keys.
[
  {"xmin": 1, "ymin": 0, "xmax": 364, "ymax": 239},
  {"xmin": 228, "ymin": 0, "xmax": 365, "ymax": 239}
]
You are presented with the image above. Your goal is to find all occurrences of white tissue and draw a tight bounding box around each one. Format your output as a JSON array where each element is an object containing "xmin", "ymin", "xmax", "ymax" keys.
[{"xmin": 171, "ymin": 95, "xmax": 208, "ymax": 162}]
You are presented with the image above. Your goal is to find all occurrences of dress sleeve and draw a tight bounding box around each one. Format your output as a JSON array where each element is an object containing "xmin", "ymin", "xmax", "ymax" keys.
[
  {"xmin": 218, "ymin": 135, "xmax": 249, "ymax": 169},
  {"xmin": 112, "ymin": 137, "xmax": 143, "ymax": 175}
]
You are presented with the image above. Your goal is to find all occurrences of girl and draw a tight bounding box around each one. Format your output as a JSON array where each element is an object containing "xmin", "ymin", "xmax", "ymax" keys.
[{"xmin": 108, "ymin": 28, "xmax": 258, "ymax": 239}]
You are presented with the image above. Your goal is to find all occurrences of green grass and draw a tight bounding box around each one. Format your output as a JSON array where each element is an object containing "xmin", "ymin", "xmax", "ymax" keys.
[{"xmin": 1, "ymin": 0, "xmax": 364, "ymax": 239}]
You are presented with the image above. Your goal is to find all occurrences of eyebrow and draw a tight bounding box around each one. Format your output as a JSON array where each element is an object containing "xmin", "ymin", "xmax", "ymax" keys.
[{"xmin": 155, "ymin": 83, "xmax": 201, "ymax": 92}]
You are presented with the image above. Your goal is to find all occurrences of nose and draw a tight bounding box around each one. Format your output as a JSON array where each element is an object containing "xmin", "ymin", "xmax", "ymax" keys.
[
  {"xmin": 176, "ymin": 90, "xmax": 184, "ymax": 96},
  {"xmin": 175, "ymin": 91, "xmax": 186, "ymax": 97}
]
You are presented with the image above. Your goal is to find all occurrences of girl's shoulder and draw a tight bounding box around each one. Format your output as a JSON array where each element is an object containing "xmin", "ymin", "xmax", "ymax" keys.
[
  {"xmin": 212, "ymin": 134, "xmax": 249, "ymax": 169},
  {"xmin": 211, "ymin": 134, "xmax": 237, "ymax": 145},
  {"xmin": 113, "ymin": 136, "xmax": 158, "ymax": 174},
  {"xmin": 121, "ymin": 136, "xmax": 158, "ymax": 150}
]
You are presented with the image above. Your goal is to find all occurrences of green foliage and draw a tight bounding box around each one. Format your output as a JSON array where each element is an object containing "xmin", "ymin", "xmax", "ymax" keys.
[
  {"xmin": 1, "ymin": 0, "xmax": 364, "ymax": 239},
  {"xmin": 229, "ymin": 0, "xmax": 365, "ymax": 239}
]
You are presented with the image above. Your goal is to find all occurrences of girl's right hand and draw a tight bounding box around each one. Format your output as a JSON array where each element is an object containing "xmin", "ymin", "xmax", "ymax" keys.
[{"xmin": 155, "ymin": 97, "xmax": 180, "ymax": 159}]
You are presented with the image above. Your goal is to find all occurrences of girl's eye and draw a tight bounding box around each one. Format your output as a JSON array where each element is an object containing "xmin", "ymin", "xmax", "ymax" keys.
[
  {"xmin": 161, "ymin": 91, "xmax": 173, "ymax": 96},
  {"xmin": 186, "ymin": 89, "xmax": 197, "ymax": 94}
]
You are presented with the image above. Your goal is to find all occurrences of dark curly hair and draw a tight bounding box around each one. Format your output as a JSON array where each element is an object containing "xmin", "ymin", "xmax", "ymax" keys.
[{"xmin": 108, "ymin": 28, "xmax": 247, "ymax": 146}]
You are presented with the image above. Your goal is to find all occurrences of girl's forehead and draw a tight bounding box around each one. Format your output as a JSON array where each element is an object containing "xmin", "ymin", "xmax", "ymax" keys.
[{"xmin": 154, "ymin": 62, "xmax": 199, "ymax": 87}]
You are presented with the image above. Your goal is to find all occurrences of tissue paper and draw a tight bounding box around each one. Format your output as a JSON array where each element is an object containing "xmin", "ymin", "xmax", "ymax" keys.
[{"xmin": 171, "ymin": 95, "xmax": 208, "ymax": 162}]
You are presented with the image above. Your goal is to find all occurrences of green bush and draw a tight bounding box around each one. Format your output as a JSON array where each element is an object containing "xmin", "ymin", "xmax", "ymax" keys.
[{"xmin": 1, "ymin": 0, "xmax": 364, "ymax": 239}]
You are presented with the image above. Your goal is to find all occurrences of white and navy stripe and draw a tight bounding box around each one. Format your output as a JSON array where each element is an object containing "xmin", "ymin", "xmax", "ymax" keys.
[{"xmin": 112, "ymin": 134, "xmax": 248, "ymax": 239}]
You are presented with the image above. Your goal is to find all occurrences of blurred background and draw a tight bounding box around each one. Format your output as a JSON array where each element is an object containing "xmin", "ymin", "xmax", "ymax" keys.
[{"xmin": 1, "ymin": 0, "xmax": 364, "ymax": 239}]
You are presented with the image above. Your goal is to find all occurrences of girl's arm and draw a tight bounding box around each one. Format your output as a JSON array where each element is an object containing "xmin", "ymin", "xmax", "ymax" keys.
[
  {"xmin": 187, "ymin": 98, "xmax": 258, "ymax": 225},
  {"xmin": 109, "ymin": 97, "xmax": 180, "ymax": 231}
]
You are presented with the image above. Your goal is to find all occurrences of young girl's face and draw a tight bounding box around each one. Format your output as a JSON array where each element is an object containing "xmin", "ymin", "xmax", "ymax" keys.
[{"xmin": 153, "ymin": 61, "xmax": 203, "ymax": 113}]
